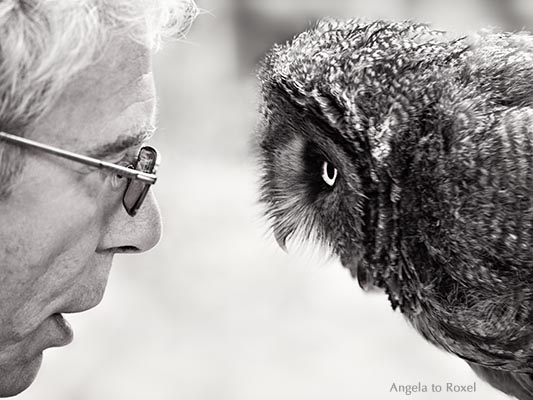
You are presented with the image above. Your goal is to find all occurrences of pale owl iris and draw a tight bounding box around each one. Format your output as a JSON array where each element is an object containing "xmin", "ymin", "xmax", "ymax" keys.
[{"xmin": 321, "ymin": 161, "xmax": 337, "ymax": 186}]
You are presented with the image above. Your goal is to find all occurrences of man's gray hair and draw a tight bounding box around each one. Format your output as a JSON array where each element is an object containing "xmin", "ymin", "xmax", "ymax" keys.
[{"xmin": 0, "ymin": 0, "xmax": 198, "ymax": 198}]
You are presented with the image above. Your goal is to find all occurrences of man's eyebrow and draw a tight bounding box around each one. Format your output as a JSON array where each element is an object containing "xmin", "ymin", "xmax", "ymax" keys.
[{"xmin": 86, "ymin": 124, "xmax": 156, "ymax": 159}]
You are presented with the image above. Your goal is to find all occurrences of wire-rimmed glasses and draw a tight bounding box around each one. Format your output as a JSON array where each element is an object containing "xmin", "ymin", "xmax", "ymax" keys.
[{"xmin": 0, "ymin": 131, "xmax": 160, "ymax": 216}]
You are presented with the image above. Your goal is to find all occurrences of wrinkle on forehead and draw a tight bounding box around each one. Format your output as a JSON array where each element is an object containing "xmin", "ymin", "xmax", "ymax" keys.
[
  {"xmin": 71, "ymin": 37, "xmax": 152, "ymax": 99},
  {"xmin": 29, "ymin": 36, "xmax": 156, "ymax": 148}
]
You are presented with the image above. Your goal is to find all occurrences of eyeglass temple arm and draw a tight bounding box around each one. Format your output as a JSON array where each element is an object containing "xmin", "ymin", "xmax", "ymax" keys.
[{"xmin": 0, "ymin": 131, "xmax": 156, "ymax": 184}]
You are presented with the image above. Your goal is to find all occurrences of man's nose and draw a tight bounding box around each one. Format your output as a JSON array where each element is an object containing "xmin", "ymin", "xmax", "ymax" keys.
[
  {"xmin": 128, "ymin": 190, "xmax": 162, "ymax": 252},
  {"xmin": 101, "ymin": 189, "xmax": 162, "ymax": 253}
]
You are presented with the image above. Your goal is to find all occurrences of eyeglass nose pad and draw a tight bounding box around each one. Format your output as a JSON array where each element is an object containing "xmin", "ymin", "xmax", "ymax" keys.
[
  {"xmin": 111, "ymin": 164, "xmax": 135, "ymax": 190},
  {"xmin": 122, "ymin": 163, "xmax": 135, "ymax": 176}
]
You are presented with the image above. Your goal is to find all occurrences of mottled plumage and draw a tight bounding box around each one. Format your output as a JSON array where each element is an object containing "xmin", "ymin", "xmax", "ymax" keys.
[{"xmin": 256, "ymin": 18, "xmax": 533, "ymax": 399}]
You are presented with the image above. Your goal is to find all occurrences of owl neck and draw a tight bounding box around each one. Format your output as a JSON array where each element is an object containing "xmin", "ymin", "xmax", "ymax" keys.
[{"xmin": 360, "ymin": 149, "xmax": 423, "ymax": 315}]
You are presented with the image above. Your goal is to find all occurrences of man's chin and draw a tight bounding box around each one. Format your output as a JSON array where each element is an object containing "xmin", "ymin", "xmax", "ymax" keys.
[{"xmin": 0, "ymin": 353, "xmax": 43, "ymax": 398}]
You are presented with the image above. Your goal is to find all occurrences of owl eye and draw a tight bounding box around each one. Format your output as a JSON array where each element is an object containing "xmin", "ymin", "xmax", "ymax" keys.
[{"xmin": 321, "ymin": 161, "xmax": 338, "ymax": 187}]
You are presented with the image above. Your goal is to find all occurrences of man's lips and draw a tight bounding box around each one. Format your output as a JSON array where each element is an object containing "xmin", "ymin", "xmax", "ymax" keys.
[
  {"xmin": 0, "ymin": 313, "xmax": 74, "ymax": 365},
  {"xmin": 47, "ymin": 290, "xmax": 107, "ymax": 346},
  {"xmin": 31, "ymin": 313, "xmax": 74, "ymax": 353},
  {"xmin": 0, "ymin": 283, "xmax": 107, "ymax": 367},
  {"xmin": 59, "ymin": 284, "xmax": 108, "ymax": 315},
  {"xmin": 49, "ymin": 313, "xmax": 73, "ymax": 348}
]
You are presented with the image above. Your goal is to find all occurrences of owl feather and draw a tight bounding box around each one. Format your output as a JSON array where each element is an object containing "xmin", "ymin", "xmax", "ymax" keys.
[{"xmin": 256, "ymin": 18, "xmax": 533, "ymax": 399}]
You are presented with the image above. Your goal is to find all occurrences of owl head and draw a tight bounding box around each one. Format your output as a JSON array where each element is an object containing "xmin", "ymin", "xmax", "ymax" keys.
[
  {"xmin": 256, "ymin": 73, "xmax": 371, "ymax": 284},
  {"xmin": 256, "ymin": 18, "xmax": 470, "ymax": 298}
]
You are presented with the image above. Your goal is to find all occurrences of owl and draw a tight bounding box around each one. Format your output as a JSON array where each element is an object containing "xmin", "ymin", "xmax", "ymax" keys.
[{"xmin": 256, "ymin": 18, "xmax": 533, "ymax": 400}]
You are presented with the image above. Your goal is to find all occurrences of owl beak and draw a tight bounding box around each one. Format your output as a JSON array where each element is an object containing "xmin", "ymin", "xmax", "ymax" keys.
[
  {"xmin": 343, "ymin": 258, "xmax": 359, "ymax": 280},
  {"xmin": 342, "ymin": 255, "xmax": 375, "ymax": 292},
  {"xmin": 273, "ymin": 229, "xmax": 288, "ymax": 253},
  {"xmin": 356, "ymin": 266, "xmax": 373, "ymax": 292}
]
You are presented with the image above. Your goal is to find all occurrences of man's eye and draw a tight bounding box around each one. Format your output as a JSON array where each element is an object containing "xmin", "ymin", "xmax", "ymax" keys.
[
  {"xmin": 112, "ymin": 153, "xmax": 136, "ymax": 182},
  {"xmin": 321, "ymin": 161, "xmax": 338, "ymax": 187},
  {"xmin": 115, "ymin": 152, "xmax": 137, "ymax": 168}
]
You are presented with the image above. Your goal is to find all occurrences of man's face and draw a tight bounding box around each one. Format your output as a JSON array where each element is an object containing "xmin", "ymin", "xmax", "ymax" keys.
[{"xmin": 0, "ymin": 36, "xmax": 162, "ymax": 396}]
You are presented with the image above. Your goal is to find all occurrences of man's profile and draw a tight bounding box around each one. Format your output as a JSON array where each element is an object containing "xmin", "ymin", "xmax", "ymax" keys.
[{"xmin": 0, "ymin": 0, "xmax": 196, "ymax": 396}]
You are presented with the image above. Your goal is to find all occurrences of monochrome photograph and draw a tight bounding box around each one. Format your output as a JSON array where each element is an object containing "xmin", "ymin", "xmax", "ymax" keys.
[{"xmin": 2, "ymin": 1, "xmax": 533, "ymax": 399}]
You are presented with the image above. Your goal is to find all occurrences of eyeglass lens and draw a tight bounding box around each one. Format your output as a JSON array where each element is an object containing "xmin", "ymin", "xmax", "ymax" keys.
[{"xmin": 123, "ymin": 147, "xmax": 158, "ymax": 216}]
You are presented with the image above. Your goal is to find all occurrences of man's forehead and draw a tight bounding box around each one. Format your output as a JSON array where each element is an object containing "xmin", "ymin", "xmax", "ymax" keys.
[
  {"xmin": 31, "ymin": 36, "xmax": 156, "ymax": 153},
  {"xmin": 70, "ymin": 38, "xmax": 152, "ymax": 101}
]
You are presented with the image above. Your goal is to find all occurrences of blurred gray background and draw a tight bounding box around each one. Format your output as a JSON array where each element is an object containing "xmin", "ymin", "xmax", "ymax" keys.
[{"xmin": 17, "ymin": 1, "xmax": 533, "ymax": 399}]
